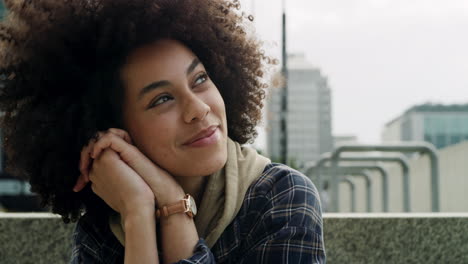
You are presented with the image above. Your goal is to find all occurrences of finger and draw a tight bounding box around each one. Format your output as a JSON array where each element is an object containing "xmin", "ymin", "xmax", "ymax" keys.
[
  {"xmin": 73, "ymin": 174, "xmax": 88, "ymax": 192},
  {"xmin": 93, "ymin": 131, "xmax": 103, "ymax": 141},
  {"xmin": 91, "ymin": 133, "xmax": 133, "ymax": 159},
  {"xmin": 80, "ymin": 132, "xmax": 105, "ymax": 167},
  {"xmin": 79, "ymin": 132, "xmax": 104, "ymax": 178},
  {"xmin": 108, "ymin": 128, "xmax": 133, "ymax": 144},
  {"xmin": 79, "ymin": 144, "xmax": 93, "ymax": 179},
  {"xmin": 91, "ymin": 134, "xmax": 150, "ymax": 174}
]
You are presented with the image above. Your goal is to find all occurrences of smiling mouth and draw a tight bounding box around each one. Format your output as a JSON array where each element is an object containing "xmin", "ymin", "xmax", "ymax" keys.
[{"xmin": 184, "ymin": 125, "xmax": 219, "ymax": 147}]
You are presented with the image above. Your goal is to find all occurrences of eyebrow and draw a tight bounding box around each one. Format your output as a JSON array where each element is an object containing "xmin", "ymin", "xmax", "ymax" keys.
[
  {"xmin": 187, "ymin": 58, "xmax": 200, "ymax": 76},
  {"xmin": 138, "ymin": 58, "xmax": 201, "ymax": 101}
]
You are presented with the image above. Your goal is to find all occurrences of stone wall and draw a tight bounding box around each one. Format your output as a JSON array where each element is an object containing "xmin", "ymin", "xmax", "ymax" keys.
[
  {"xmin": 1, "ymin": 213, "xmax": 467, "ymax": 263},
  {"xmin": 0, "ymin": 213, "xmax": 73, "ymax": 264},
  {"xmin": 324, "ymin": 213, "xmax": 468, "ymax": 263}
]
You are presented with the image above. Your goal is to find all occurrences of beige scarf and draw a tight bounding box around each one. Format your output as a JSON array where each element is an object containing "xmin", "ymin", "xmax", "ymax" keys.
[{"xmin": 109, "ymin": 138, "xmax": 270, "ymax": 248}]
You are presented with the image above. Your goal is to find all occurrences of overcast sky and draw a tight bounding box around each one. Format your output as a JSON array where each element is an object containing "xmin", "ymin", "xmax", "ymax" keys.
[{"xmin": 240, "ymin": 0, "xmax": 468, "ymax": 146}]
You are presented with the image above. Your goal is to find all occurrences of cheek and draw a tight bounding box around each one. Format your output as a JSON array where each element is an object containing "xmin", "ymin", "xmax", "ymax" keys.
[
  {"xmin": 138, "ymin": 128, "xmax": 175, "ymax": 167},
  {"xmin": 143, "ymin": 126, "xmax": 170, "ymax": 147},
  {"xmin": 129, "ymin": 117, "xmax": 176, "ymax": 160},
  {"xmin": 210, "ymin": 90, "xmax": 227, "ymax": 119}
]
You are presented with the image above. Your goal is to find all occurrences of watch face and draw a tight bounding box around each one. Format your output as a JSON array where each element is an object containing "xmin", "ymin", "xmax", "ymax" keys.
[{"xmin": 189, "ymin": 195, "xmax": 197, "ymax": 216}]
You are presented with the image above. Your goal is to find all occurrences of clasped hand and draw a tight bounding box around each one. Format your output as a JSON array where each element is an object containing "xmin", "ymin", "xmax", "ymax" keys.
[{"xmin": 73, "ymin": 128, "xmax": 184, "ymax": 217}]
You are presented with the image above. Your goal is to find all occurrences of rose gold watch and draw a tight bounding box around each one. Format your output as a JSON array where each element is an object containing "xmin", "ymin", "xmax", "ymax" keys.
[{"xmin": 156, "ymin": 194, "xmax": 197, "ymax": 218}]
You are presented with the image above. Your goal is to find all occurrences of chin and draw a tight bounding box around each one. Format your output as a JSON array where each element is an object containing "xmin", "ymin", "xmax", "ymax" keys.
[
  {"xmin": 197, "ymin": 151, "xmax": 228, "ymax": 176},
  {"xmin": 168, "ymin": 135, "xmax": 228, "ymax": 177},
  {"xmin": 182, "ymin": 148, "xmax": 227, "ymax": 177}
]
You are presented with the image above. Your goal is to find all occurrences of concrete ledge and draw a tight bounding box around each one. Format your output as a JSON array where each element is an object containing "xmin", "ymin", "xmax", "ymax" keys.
[
  {"xmin": 1, "ymin": 213, "xmax": 468, "ymax": 263},
  {"xmin": 323, "ymin": 213, "xmax": 468, "ymax": 263},
  {"xmin": 0, "ymin": 213, "xmax": 73, "ymax": 264},
  {"xmin": 324, "ymin": 212, "xmax": 468, "ymax": 218}
]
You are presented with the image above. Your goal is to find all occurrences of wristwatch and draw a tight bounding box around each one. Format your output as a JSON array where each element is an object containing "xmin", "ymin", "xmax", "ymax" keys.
[{"xmin": 156, "ymin": 194, "xmax": 197, "ymax": 218}]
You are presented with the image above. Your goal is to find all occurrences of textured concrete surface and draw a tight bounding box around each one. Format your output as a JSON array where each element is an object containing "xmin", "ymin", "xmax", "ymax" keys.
[
  {"xmin": 323, "ymin": 213, "xmax": 468, "ymax": 263},
  {"xmin": 0, "ymin": 213, "xmax": 74, "ymax": 264},
  {"xmin": 1, "ymin": 213, "xmax": 468, "ymax": 263}
]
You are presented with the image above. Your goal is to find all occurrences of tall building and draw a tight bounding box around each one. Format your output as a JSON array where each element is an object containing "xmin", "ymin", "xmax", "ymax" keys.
[
  {"xmin": 382, "ymin": 103, "xmax": 468, "ymax": 149},
  {"xmin": 267, "ymin": 53, "xmax": 333, "ymax": 165}
]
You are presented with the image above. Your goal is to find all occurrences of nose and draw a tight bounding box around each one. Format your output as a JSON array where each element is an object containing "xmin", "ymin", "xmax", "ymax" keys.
[{"xmin": 183, "ymin": 94, "xmax": 211, "ymax": 123}]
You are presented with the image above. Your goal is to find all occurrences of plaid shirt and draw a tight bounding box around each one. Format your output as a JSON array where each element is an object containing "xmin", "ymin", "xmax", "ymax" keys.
[{"xmin": 70, "ymin": 163, "xmax": 326, "ymax": 263}]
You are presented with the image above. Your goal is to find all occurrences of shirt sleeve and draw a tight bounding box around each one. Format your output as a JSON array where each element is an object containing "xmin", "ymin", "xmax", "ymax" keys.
[
  {"xmin": 238, "ymin": 168, "xmax": 326, "ymax": 263},
  {"xmin": 173, "ymin": 239, "xmax": 216, "ymax": 264}
]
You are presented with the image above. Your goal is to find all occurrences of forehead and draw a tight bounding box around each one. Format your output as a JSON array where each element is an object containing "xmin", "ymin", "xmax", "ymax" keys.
[
  {"xmin": 120, "ymin": 39, "xmax": 197, "ymax": 84},
  {"xmin": 127, "ymin": 39, "xmax": 195, "ymax": 65}
]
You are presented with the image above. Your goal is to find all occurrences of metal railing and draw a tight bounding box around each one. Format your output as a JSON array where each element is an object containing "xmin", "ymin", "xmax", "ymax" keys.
[
  {"xmin": 341, "ymin": 177, "xmax": 356, "ymax": 212},
  {"xmin": 321, "ymin": 171, "xmax": 372, "ymax": 212},
  {"xmin": 308, "ymin": 165, "xmax": 388, "ymax": 212},
  {"xmin": 328, "ymin": 143, "xmax": 439, "ymax": 212},
  {"xmin": 305, "ymin": 154, "xmax": 411, "ymax": 212}
]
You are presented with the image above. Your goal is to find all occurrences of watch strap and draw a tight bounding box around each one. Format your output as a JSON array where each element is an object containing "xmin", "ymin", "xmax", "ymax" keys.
[{"xmin": 156, "ymin": 199, "xmax": 186, "ymax": 218}]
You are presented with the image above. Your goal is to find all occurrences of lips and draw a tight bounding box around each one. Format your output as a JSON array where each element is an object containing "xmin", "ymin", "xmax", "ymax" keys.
[{"xmin": 183, "ymin": 125, "xmax": 219, "ymax": 146}]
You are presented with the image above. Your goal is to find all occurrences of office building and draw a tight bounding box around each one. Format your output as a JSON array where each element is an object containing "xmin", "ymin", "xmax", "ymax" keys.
[
  {"xmin": 382, "ymin": 103, "xmax": 468, "ymax": 149},
  {"xmin": 267, "ymin": 53, "xmax": 333, "ymax": 165}
]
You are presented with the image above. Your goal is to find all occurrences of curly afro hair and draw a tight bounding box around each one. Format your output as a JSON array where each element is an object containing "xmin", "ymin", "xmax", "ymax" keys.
[{"xmin": 0, "ymin": 0, "xmax": 274, "ymax": 222}]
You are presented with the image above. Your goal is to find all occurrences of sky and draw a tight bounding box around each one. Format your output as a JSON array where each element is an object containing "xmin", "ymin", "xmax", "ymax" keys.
[{"xmin": 239, "ymin": 0, "xmax": 468, "ymax": 146}]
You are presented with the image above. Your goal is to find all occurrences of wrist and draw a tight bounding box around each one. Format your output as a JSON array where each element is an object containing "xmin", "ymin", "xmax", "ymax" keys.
[
  {"xmin": 121, "ymin": 200, "xmax": 155, "ymax": 221},
  {"xmin": 155, "ymin": 188, "xmax": 185, "ymax": 207},
  {"xmin": 156, "ymin": 193, "xmax": 197, "ymax": 222}
]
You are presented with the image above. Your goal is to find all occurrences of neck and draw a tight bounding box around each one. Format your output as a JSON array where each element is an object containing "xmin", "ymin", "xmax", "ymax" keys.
[{"xmin": 173, "ymin": 175, "xmax": 208, "ymax": 205}]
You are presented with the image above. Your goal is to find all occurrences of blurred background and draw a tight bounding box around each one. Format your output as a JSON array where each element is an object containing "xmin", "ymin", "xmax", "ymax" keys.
[
  {"xmin": 0, "ymin": 2, "xmax": 45, "ymax": 212},
  {"xmin": 245, "ymin": 0, "xmax": 468, "ymax": 213},
  {"xmin": 1, "ymin": 0, "xmax": 468, "ymax": 213}
]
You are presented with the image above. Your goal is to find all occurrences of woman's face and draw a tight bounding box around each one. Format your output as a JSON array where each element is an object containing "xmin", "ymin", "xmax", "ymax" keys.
[{"xmin": 120, "ymin": 39, "xmax": 228, "ymax": 177}]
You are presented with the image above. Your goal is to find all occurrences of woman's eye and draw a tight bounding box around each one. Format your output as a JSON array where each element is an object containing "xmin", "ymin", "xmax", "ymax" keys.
[
  {"xmin": 194, "ymin": 73, "xmax": 208, "ymax": 86},
  {"xmin": 150, "ymin": 95, "xmax": 173, "ymax": 108}
]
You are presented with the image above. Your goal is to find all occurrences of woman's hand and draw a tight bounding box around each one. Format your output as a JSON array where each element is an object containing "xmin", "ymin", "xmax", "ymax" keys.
[
  {"xmin": 74, "ymin": 128, "xmax": 185, "ymax": 207},
  {"xmin": 74, "ymin": 128, "xmax": 133, "ymax": 192},
  {"xmin": 88, "ymin": 148, "xmax": 155, "ymax": 217},
  {"xmin": 88, "ymin": 146, "xmax": 159, "ymax": 264}
]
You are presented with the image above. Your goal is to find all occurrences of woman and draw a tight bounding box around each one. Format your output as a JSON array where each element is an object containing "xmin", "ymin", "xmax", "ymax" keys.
[{"xmin": 0, "ymin": 0, "xmax": 325, "ymax": 263}]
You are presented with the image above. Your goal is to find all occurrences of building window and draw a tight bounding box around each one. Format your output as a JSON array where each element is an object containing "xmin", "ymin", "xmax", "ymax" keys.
[
  {"xmin": 450, "ymin": 134, "xmax": 462, "ymax": 145},
  {"xmin": 424, "ymin": 134, "xmax": 432, "ymax": 143},
  {"xmin": 435, "ymin": 134, "xmax": 447, "ymax": 149}
]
